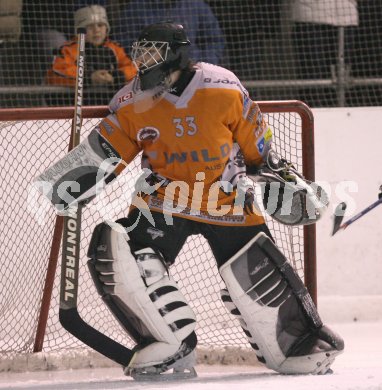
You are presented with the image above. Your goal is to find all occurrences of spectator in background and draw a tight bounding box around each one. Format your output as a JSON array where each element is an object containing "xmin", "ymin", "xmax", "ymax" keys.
[
  {"xmin": 45, "ymin": 5, "xmax": 136, "ymax": 106},
  {"xmin": 346, "ymin": 0, "xmax": 382, "ymax": 106},
  {"xmin": 0, "ymin": 0, "xmax": 22, "ymax": 90},
  {"xmin": 29, "ymin": 1, "xmax": 109, "ymax": 51},
  {"xmin": 20, "ymin": 1, "xmax": 109, "ymax": 86},
  {"xmin": 290, "ymin": 0, "xmax": 359, "ymax": 107},
  {"xmin": 210, "ymin": 1, "xmax": 283, "ymax": 91},
  {"xmin": 112, "ymin": 0, "xmax": 226, "ymax": 65}
]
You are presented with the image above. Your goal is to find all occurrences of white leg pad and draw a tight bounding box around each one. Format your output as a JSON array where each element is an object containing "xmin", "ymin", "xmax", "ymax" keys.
[
  {"xmin": 219, "ymin": 232, "xmax": 344, "ymax": 374},
  {"xmin": 92, "ymin": 222, "xmax": 196, "ymax": 370}
]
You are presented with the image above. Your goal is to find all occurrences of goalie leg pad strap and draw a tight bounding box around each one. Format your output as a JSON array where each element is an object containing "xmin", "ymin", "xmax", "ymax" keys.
[
  {"xmin": 219, "ymin": 232, "xmax": 344, "ymax": 374},
  {"xmin": 87, "ymin": 222, "xmax": 197, "ymax": 371}
]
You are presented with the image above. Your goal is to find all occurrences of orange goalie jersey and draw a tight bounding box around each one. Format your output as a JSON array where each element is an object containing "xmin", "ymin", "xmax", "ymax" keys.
[{"xmin": 98, "ymin": 62, "xmax": 273, "ymax": 226}]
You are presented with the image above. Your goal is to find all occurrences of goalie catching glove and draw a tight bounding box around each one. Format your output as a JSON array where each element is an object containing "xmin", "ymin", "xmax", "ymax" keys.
[{"xmin": 248, "ymin": 150, "xmax": 329, "ymax": 226}]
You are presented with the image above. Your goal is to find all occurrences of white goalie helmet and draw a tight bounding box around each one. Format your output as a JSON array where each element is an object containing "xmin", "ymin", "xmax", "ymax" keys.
[{"xmin": 74, "ymin": 5, "xmax": 110, "ymax": 33}]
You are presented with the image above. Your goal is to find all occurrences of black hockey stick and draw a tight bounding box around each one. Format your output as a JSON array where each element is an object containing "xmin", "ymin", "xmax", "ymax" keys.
[
  {"xmin": 59, "ymin": 28, "xmax": 135, "ymax": 367},
  {"xmin": 332, "ymin": 186, "xmax": 382, "ymax": 236}
]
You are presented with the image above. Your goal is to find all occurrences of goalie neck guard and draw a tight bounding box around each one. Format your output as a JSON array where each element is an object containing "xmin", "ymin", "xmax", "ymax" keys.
[{"xmin": 131, "ymin": 21, "xmax": 191, "ymax": 90}]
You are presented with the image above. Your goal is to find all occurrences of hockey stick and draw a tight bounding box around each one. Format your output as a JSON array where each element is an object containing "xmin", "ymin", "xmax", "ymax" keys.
[
  {"xmin": 332, "ymin": 186, "xmax": 382, "ymax": 236},
  {"xmin": 59, "ymin": 28, "xmax": 135, "ymax": 367}
]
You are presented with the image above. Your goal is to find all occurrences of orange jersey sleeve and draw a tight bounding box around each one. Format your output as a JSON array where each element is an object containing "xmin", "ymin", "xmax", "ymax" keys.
[
  {"xmin": 228, "ymin": 89, "xmax": 273, "ymax": 166},
  {"xmin": 98, "ymin": 112, "xmax": 141, "ymax": 165},
  {"xmin": 45, "ymin": 41, "xmax": 77, "ymax": 86}
]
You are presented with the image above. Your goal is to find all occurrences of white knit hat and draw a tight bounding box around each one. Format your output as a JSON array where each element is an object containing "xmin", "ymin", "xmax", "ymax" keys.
[{"xmin": 74, "ymin": 5, "xmax": 110, "ymax": 33}]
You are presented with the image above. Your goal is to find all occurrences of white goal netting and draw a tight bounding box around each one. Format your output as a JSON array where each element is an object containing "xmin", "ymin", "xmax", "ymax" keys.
[{"xmin": 0, "ymin": 103, "xmax": 314, "ymax": 365}]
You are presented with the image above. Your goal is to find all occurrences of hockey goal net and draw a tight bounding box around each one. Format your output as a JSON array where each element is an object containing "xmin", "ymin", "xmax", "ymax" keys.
[{"xmin": 0, "ymin": 101, "xmax": 316, "ymax": 365}]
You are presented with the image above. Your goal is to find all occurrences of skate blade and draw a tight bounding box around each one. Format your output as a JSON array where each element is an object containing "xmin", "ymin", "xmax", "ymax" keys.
[
  {"xmin": 314, "ymin": 349, "xmax": 343, "ymax": 375},
  {"xmin": 131, "ymin": 367, "xmax": 197, "ymax": 382}
]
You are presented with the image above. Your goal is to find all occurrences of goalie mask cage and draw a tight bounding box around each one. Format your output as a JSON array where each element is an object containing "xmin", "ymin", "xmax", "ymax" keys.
[{"xmin": 0, "ymin": 101, "xmax": 316, "ymax": 367}]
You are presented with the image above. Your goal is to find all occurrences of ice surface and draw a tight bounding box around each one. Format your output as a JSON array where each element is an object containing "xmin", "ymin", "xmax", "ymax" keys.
[{"xmin": 0, "ymin": 321, "xmax": 381, "ymax": 390}]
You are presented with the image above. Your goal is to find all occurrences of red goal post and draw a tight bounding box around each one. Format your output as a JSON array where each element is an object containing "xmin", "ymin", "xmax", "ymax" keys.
[{"xmin": 0, "ymin": 101, "xmax": 316, "ymax": 359}]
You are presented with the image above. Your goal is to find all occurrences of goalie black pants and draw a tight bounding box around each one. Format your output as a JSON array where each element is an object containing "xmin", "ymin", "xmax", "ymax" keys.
[{"xmin": 117, "ymin": 208, "xmax": 272, "ymax": 268}]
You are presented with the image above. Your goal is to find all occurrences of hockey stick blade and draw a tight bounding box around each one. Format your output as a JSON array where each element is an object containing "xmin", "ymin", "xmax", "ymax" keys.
[
  {"xmin": 332, "ymin": 195, "xmax": 382, "ymax": 236},
  {"xmin": 332, "ymin": 202, "xmax": 347, "ymax": 236},
  {"xmin": 59, "ymin": 308, "xmax": 135, "ymax": 366}
]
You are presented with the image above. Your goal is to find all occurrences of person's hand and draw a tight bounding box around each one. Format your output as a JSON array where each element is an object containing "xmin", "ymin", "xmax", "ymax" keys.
[{"xmin": 91, "ymin": 70, "xmax": 114, "ymax": 85}]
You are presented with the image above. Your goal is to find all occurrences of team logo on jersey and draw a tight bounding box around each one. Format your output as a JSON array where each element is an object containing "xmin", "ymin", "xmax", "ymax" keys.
[
  {"xmin": 147, "ymin": 227, "xmax": 164, "ymax": 240},
  {"xmin": 264, "ymin": 127, "xmax": 273, "ymax": 142},
  {"xmin": 137, "ymin": 126, "xmax": 160, "ymax": 144},
  {"xmin": 118, "ymin": 92, "xmax": 133, "ymax": 103},
  {"xmin": 257, "ymin": 138, "xmax": 265, "ymax": 154}
]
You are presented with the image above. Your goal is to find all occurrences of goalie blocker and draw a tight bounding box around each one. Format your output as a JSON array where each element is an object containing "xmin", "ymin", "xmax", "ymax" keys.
[
  {"xmin": 34, "ymin": 128, "xmax": 121, "ymax": 213},
  {"xmin": 220, "ymin": 232, "xmax": 344, "ymax": 374}
]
